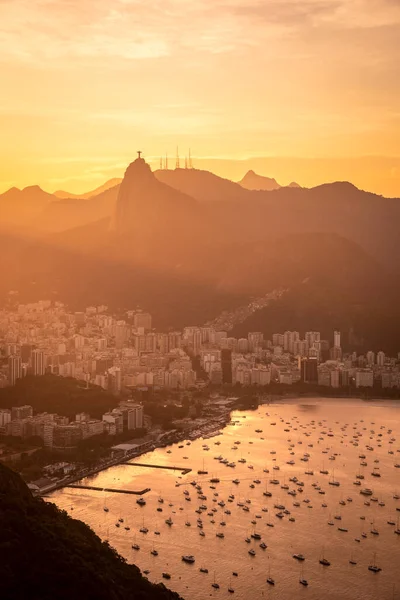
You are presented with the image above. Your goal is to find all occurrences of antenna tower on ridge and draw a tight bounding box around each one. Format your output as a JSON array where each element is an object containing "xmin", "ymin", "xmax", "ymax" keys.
[
  {"xmin": 165, "ymin": 152, "xmax": 168, "ymax": 170},
  {"xmin": 189, "ymin": 148, "xmax": 193, "ymax": 169},
  {"xmin": 175, "ymin": 146, "xmax": 180, "ymax": 169}
]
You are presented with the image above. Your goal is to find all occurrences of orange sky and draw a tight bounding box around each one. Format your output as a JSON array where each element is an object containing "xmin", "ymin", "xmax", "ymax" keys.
[{"xmin": 1, "ymin": 0, "xmax": 399, "ymax": 196}]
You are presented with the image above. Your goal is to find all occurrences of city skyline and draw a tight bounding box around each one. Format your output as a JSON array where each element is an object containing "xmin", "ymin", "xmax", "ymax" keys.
[{"xmin": 1, "ymin": 0, "xmax": 400, "ymax": 196}]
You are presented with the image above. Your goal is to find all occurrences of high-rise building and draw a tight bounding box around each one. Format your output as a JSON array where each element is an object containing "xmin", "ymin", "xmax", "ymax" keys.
[
  {"xmin": 0, "ymin": 409, "xmax": 11, "ymax": 428},
  {"xmin": 301, "ymin": 358, "xmax": 318, "ymax": 384},
  {"xmin": 305, "ymin": 331, "xmax": 321, "ymax": 347},
  {"xmin": 8, "ymin": 355, "xmax": 22, "ymax": 386},
  {"xmin": 21, "ymin": 344, "xmax": 34, "ymax": 363},
  {"xmin": 248, "ymin": 332, "xmax": 264, "ymax": 351},
  {"xmin": 11, "ymin": 405, "xmax": 33, "ymax": 420},
  {"xmin": 355, "ymin": 370, "xmax": 374, "ymax": 388},
  {"xmin": 366, "ymin": 351, "xmax": 375, "ymax": 366},
  {"xmin": 107, "ymin": 367, "xmax": 122, "ymax": 394},
  {"xmin": 32, "ymin": 349, "xmax": 45, "ymax": 376},
  {"xmin": 333, "ymin": 329, "xmax": 341, "ymax": 348},
  {"xmin": 115, "ymin": 321, "xmax": 128, "ymax": 349},
  {"xmin": 377, "ymin": 351, "xmax": 385, "ymax": 367},
  {"xmin": 221, "ymin": 349, "xmax": 233, "ymax": 384},
  {"xmin": 134, "ymin": 312, "xmax": 152, "ymax": 330},
  {"xmin": 283, "ymin": 331, "xmax": 300, "ymax": 353}
]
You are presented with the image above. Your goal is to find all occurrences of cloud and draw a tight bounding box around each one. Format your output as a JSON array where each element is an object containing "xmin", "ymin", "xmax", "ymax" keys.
[{"xmin": 0, "ymin": 0, "xmax": 399, "ymax": 66}]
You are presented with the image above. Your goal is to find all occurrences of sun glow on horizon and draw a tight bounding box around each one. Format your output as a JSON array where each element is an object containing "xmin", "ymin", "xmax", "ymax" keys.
[{"xmin": 0, "ymin": 0, "xmax": 399, "ymax": 196}]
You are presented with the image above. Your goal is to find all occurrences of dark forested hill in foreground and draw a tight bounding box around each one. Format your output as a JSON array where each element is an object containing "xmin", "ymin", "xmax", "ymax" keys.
[{"xmin": 0, "ymin": 463, "xmax": 182, "ymax": 600}]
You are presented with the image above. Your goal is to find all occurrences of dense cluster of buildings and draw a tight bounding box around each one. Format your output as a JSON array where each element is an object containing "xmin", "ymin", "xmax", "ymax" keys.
[
  {"xmin": 0, "ymin": 400, "xmax": 144, "ymax": 449},
  {"xmin": 1, "ymin": 300, "xmax": 400, "ymax": 405}
]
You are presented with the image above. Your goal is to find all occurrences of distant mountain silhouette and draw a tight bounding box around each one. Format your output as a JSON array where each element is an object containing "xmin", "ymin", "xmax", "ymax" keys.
[
  {"xmin": 238, "ymin": 170, "xmax": 281, "ymax": 191},
  {"xmin": 238, "ymin": 170, "xmax": 300, "ymax": 191},
  {"xmin": 1, "ymin": 157, "xmax": 400, "ymax": 350},
  {"xmin": 0, "ymin": 185, "xmax": 54, "ymax": 226},
  {"xmin": 40, "ymin": 186, "xmax": 119, "ymax": 232},
  {"xmin": 113, "ymin": 158, "xmax": 198, "ymax": 234},
  {"xmin": 155, "ymin": 168, "xmax": 252, "ymax": 202},
  {"xmin": 54, "ymin": 178, "xmax": 122, "ymax": 199}
]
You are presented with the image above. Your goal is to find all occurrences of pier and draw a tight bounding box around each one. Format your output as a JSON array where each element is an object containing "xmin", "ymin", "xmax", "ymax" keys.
[
  {"xmin": 122, "ymin": 462, "xmax": 192, "ymax": 475},
  {"xmin": 66, "ymin": 484, "xmax": 151, "ymax": 495}
]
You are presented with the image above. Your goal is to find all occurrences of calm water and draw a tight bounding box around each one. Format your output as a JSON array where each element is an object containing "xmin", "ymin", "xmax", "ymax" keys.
[{"xmin": 51, "ymin": 399, "xmax": 400, "ymax": 600}]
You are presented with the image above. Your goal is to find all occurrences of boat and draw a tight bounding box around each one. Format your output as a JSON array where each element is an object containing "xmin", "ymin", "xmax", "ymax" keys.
[
  {"xmin": 248, "ymin": 549, "xmax": 256, "ymax": 556},
  {"xmin": 182, "ymin": 555, "xmax": 195, "ymax": 563},
  {"xmin": 319, "ymin": 549, "xmax": 331, "ymax": 567},
  {"xmin": 266, "ymin": 565, "xmax": 275, "ymax": 585},
  {"xmin": 199, "ymin": 567, "xmax": 208, "ymax": 573},
  {"xmin": 360, "ymin": 488, "xmax": 373, "ymax": 496},
  {"xmin": 136, "ymin": 498, "xmax": 146, "ymax": 506},
  {"xmin": 293, "ymin": 554, "xmax": 305, "ymax": 561},
  {"xmin": 132, "ymin": 543, "xmax": 140, "ymax": 550},
  {"xmin": 165, "ymin": 517, "xmax": 173, "ymax": 526},
  {"xmin": 162, "ymin": 572, "xmax": 171, "ymax": 579},
  {"xmin": 299, "ymin": 565, "xmax": 308, "ymax": 586},
  {"xmin": 212, "ymin": 572, "xmax": 220, "ymax": 589},
  {"xmin": 368, "ymin": 553, "xmax": 382, "ymax": 573}
]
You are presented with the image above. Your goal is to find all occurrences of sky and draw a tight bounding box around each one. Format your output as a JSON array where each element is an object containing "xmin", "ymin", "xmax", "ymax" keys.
[{"xmin": 0, "ymin": 0, "xmax": 399, "ymax": 196}]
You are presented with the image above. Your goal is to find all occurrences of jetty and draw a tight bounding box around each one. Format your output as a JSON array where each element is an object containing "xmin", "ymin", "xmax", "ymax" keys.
[
  {"xmin": 123, "ymin": 462, "xmax": 192, "ymax": 475},
  {"xmin": 65, "ymin": 484, "xmax": 151, "ymax": 495}
]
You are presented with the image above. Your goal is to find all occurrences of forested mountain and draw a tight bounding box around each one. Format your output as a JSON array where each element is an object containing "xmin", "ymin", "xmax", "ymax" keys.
[{"xmin": 0, "ymin": 463, "xmax": 182, "ymax": 600}]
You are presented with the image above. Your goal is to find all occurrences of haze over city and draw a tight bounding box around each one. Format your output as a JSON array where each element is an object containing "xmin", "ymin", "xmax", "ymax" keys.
[{"xmin": 1, "ymin": 2, "xmax": 400, "ymax": 600}]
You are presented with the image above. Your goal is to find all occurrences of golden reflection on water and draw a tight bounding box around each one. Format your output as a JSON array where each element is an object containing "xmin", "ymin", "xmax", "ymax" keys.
[{"xmin": 51, "ymin": 398, "xmax": 400, "ymax": 600}]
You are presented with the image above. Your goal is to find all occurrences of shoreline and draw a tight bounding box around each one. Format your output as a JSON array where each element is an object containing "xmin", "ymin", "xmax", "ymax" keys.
[
  {"xmin": 40, "ymin": 394, "xmax": 399, "ymax": 497},
  {"xmin": 41, "ymin": 413, "xmax": 231, "ymax": 497}
]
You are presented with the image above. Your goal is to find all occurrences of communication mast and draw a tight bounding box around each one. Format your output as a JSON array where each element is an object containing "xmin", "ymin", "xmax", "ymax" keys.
[
  {"xmin": 188, "ymin": 148, "xmax": 193, "ymax": 169},
  {"xmin": 175, "ymin": 146, "xmax": 180, "ymax": 169}
]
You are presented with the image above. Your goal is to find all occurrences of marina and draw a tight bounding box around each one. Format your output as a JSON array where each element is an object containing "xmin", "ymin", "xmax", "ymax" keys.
[{"xmin": 50, "ymin": 398, "xmax": 400, "ymax": 600}]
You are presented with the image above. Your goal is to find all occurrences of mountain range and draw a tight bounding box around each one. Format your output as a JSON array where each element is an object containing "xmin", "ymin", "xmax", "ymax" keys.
[
  {"xmin": 237, "ymin": 170, "xmax": 300, "ymax": 191},
  {"xmin": 1, "ymin": 158, "xmax": 399, "ymax": 351}
]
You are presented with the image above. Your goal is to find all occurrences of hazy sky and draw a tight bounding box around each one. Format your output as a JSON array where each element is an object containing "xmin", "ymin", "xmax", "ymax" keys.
[{"xmin": 1, "ymin": 0, "xmax": 399, "ymax": 195}]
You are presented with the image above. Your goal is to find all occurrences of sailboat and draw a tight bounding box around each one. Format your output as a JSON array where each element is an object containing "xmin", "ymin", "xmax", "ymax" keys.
[
  {"xmin": 132, "ymin": 533, "xmax": 140, "ymax": 551},
  {"xmin": 211, "ymin": 572, "xmax": 220, "ymax": 589},
  {"xmin": 368, "ymin": 552, "xmax": 382, "ymax": 572},
  {"xmin": 103, "ymin": 491, "xmax": 109, "ymax": 512},
  {"xmin": 319, "ymin": 547, "xmax": 331, "ymax": 566},
  {"xmin": 228, "ymin": 577, "xmax": 235, "ymax": 593},
  {"xmin": 349, "ymin": 552, "xmax": 357, "ymax": 565},
  {"xmin": 329, "ymin": 468, "xmax": 340, "ymax": 486},
  {"xmin": 263, "ymin": 481, "xmax": 272, "ymax": 497},
  {"xmin": 394, "ymin": 516, "xmax": 400, "ymax": 535},
  {"xmin": 198, "ymin": 458, "xmax": 208, "ymax": 475},
  {"xmin": 299, "ymin": 565, "xmax": 308, "ymax": 586},
  {"xmin": 266, "ymin": 561, "xmax": 275, "ymax": 585}
]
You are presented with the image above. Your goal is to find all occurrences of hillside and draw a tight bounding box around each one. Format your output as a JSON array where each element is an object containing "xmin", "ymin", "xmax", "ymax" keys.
[
  {"xmin": 154, "ymin": 167, "xmax": 252, "ymax": 202},
  {"xmin": 0, "ymin": 463, "xmax": 182, "ymax": 600},
  {"xmin": 54, "ymin": 178, "xmax": 122, "ymax": 199},
  {"xmin": 0, "ymin": 375, "xmax": 119, "ymax": 419}
]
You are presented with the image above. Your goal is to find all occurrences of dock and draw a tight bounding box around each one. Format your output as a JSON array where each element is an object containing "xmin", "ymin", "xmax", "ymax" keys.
[
  {"xmin": 122, "ymin": 462, "xmax": 192, "ymax": 475},
  {"xmin": 66, "ymin": 484, "xmax": 151, "ymax": 495}
]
